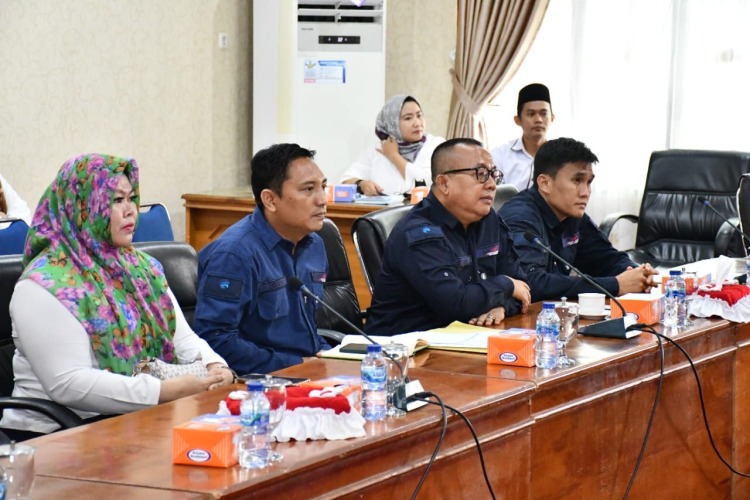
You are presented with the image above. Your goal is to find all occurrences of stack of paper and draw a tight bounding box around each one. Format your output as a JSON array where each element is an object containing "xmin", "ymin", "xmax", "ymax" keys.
[{"xmin": 319, "ymin": 321, "xmax": 496, "ymax": 361}]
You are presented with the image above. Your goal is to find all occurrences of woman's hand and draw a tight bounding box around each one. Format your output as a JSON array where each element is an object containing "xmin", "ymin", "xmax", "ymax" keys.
[
  {"xmin": 158, "ymin": 374, "xmax": 225, "ymax": 403},
  {"xmin": 358, "ymin": 179, "xmax": 385, "ymax": 196},
  {"xmin": 206, "ymin": 363, "xmax": 236, "ymax": 390},
  {"xmin": 377, "ymin": 137, "xmax": 408, "ymax": 177}
]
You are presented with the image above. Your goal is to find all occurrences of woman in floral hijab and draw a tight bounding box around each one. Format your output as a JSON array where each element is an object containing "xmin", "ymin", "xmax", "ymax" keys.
[{"xmin": 1, "ymin": 154, "xmax": 233, "ymax": 436}]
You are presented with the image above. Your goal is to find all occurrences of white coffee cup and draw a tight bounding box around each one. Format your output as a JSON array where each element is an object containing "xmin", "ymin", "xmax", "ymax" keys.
[{"xmin": 578, "ymin": 292, "xmax": 606, "ymax": 316}]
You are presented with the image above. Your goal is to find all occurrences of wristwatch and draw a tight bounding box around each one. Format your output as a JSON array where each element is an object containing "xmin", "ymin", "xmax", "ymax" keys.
[{"xmin": 355, "ymin": 179, "xmax": 364, "ymax": 194}]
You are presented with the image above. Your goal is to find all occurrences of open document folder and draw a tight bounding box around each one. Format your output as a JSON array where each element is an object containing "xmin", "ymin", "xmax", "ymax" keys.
[{"xmin": 319, "ymin": 321, "xmax": 496, "ymax": 361}]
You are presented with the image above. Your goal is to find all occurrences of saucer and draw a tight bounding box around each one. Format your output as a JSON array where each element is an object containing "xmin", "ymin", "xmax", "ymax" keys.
[{"xmin": 579, "ymin": 310, "xmax": 608, "ymax": 320}]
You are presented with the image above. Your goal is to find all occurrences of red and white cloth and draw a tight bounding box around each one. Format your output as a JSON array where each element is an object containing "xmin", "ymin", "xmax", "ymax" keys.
[
  {"xmin": 690, "ymin": 284, "xmax": 750, "ymax": 322},
  {"xmin": 222, "ymin": 385, "xmax": 365, "ymax": 442}
]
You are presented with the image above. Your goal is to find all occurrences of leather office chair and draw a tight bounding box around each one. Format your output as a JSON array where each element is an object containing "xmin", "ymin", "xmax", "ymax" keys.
[
  {"xmin": 0, "ymin": 219, "xmax": 29, "ymax": 255},
  {"xmin": 736, "ymin": 173, "xmax": 750, "ymax": 251},
  {"xmin": 0, "ymin": 255, "xmax": 84, "ymax": 434},
  {"xmin": 600, "ymin": 149, "xmax": 750, "ymax": 269},
  {"xmin": 133, "ymin": 203, "xmax": 175, "ymax": 242},
  {"xmin": 492, "ymin": 184, "xmax": 519, "ymax": 212},
  {"xmin": 133, "ymin": 241, "xmax": 198, "ymax": 326},
  {"xmin": 315, "ymin": 219, "xmax": 364, "ymax": 344},
  {"xmin": 352, "ymin": 205, "xmax": 413, "ymax": 294}
]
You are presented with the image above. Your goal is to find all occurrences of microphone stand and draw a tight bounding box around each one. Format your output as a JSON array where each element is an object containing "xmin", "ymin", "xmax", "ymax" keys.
[
  {"xmin": 523, "ymin": 232, "xmax": 639, "ymax": 339},
  {"xmin": 286, "ymin": 277, "xmax": 423, "ymax": 411}
]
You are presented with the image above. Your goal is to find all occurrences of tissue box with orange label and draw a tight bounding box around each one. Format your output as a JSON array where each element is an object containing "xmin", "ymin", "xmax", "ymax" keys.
[
  {"xmin": 610, "ymin": 293, "xmax": 662, "ymax": 325},
  {"xmin": 173, "ymin": 414, "xmax": 241, "ymax": 467},
  {"xmin": 487, "ymin": 328, "xmax": 536, "ymax": 367}
]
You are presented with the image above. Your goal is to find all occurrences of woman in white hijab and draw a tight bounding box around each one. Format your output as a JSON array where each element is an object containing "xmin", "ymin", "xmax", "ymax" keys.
[{"xmin": 340, "ymin": 95, "xmax": 444, "ymax": 196}]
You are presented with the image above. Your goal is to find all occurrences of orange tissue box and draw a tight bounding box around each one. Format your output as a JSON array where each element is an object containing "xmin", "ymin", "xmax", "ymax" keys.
[
  {"xmin": 173, "ymin": 414, "xmax": 241, "ymax": 468},
  {"xmin": 487, "ymin": 328, "xmax": 536, "ymax": 367},
  {"xmin": 610, "ymin": 293, "xmax": 662, "ymax": 325}
]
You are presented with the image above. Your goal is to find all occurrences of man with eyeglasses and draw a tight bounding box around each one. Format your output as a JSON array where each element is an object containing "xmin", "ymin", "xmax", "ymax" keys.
[
  {"xmin": 499, "ymin": 137, "xmax": 657, "ymax": 302},
  {"xmin": 365, "ymin": 138, "xmax": 531, "ymax": 336}
]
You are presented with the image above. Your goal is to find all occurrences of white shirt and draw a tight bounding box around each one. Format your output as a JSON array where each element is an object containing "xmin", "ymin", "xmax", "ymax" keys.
[
  {"xmin": 1, "ymin": 280, "xmax": 226, "ymax": 433},
  {"xmin": 490, "ymin": 138, "xmax": 535, "ymax": 192},
  {"xmin": 339, "ymin": 134, "xmax": 445, "ymax": 195},
  {"xmin": 0, "ymin": 173, "xmax": 32, "ymax": 227}
]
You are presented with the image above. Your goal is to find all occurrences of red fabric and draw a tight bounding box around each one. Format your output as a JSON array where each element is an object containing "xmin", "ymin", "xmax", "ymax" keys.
[
  {"xmin": 224, "ymin": 385, "xmax": 351, "ymax": 416},
  {"xmin": 697, "ymin": 284, "xmax": 750, "ymax": 306}
]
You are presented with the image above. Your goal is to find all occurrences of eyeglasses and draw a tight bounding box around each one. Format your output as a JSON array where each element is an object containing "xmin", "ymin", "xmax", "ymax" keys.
[{"xmin": 442, "ymin": 165, "xmax": 503, "ymax": 183}]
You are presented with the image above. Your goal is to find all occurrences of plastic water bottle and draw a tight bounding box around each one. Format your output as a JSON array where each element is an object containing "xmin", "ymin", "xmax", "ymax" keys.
[
  {"xmin": 361, "ymin": 344, "xmax": 387, "ymax": 421},
  {"xmin": 663, "ymin": 270, "xmax": 686, "ymax": 328},
  {"xmin": 535, "ymin": 302, "xmax": 560, "ymax": 369},
  {"xmin": 238, "ymin": 381, "xmax": 270, "ymax": 469}
]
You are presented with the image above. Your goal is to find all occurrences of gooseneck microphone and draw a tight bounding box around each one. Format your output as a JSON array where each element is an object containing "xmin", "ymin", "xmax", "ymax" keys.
[
  {"xmin": 523, "ymin": 231, "xmax": 637, "ymax": 338},
  {"xmin": 287, "ymin": 276, "xmax": 415, "ymax": 409},
  {"xmin": 697, "ymin": 196, "xmax": 750, "ymax": 248}
]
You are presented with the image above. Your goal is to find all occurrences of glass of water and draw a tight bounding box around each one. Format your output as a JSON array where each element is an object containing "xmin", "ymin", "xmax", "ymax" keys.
[
  {"xmin": 383, "ymin": 342, "xmax": 409, "ymax": 418},
  {"xmin": 555, "ymin": 298, "xmax": 579, "ymax": 368},
  {"xmin": 262, "ymin": 375, "xmax": 287, "ymax": 463},
  {"xmin": 0, "ymin": 442, "xmax": 34, "ymax": 499}
]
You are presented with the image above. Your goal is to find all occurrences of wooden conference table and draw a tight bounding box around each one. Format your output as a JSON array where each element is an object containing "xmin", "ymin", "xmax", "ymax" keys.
[
  {"xmin": 182, "ymin": 189, "xmax": 403, "ymax": 309},
  {"xmin": 25, "ymin": 306, "xmax": 750, "ymax": 498}
]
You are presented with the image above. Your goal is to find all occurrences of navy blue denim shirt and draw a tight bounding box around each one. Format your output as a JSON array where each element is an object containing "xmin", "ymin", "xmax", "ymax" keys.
[
  {"xmin": 365, "ymin": 192, "xmax": 526, "ymax": 336},
  {"xmin": 499, "ymin": 186, "xmax": 636, "ymax": 302},
  {"xmin": 194, "ymin": 209, "xmax": 329, "ymax": 374}
]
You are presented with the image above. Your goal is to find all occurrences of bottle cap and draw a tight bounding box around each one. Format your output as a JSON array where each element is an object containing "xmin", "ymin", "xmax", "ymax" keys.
[
  {"xmin": 367, "ymin": 344, "xmax": 382, "ymax": 353},
  {"xmin": 247, "ymin": 381, "xmax": 264, "ymax": 391},
  {"xmin": 669, "ymin": 270, "xmax": 682, "ymax": 276},
  {"xmin": 542, "ymin": 302, "xmax": 555, "ymax": 309}
]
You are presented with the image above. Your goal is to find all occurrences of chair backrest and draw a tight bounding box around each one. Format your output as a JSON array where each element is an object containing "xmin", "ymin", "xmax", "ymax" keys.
[
  {"xmin": 315, "ymin": 218, "xmax": 363, "ymax": 335},
  {"xmin": 493, "ymin": 184, "xmax": 519, "ymax": 212},
  {"xmin": 133, "ymin": 242, "xmax": 198, "ymax": 326},
  {"xmin": 737, "ymin": 174, "xmax": 750, "ymax": 252},
  {"xmin": 634, "ymin": 149, "xmax": 750, "ymax": 266},
  {"xmin": 133, "ymin": 203, "xmax": 175, "ymax": 243},
  {"xmin": 0, "ymin": 255, "xmax": 24, "ymax": 397},
  {"xmin": 352, "ymin": 204, "xmax": 413, "ymax": 294},
  {"xmin": 0, "ymin": 219, "xmax": 29, "ymax": 256}
]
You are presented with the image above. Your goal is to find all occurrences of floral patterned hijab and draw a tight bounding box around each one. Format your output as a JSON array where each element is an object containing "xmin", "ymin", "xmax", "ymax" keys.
[{"xmin": 21, "ymin": 154, "xmax": 176, "ymax": 375}]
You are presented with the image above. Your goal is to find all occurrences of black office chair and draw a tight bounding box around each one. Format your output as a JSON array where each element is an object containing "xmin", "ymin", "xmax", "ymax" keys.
[
  {"xmin": 133, "ymin": 242, "xmax": 199, "ymax": 326},
  {"xmin": 736, "ymin": 174, "xmax": 750, "ymax": 251},
  {"xmin": 133, "ymin": 203, "xmax": 175, "ymax": 242},
  {"xmin": 493, "ymin": 184, "xmax": 519, "ymax": 212},
  {"xmin": 315, "ymin": 219, "xmax": 364, "ymax": 344},
  {"xmin": 599, "ymin": 149, "xmax": 750, "ymax": 269},
  {"xmin": 352, "ymin": 205, "xmax": 413, "ymax": 294},
  {"xmin": 0, "ymin": 255, "xmax": 85, "ymax": 436},
  {"xmin": 0, "ymin": 219, "xmax": 29, "ymax": 256}
]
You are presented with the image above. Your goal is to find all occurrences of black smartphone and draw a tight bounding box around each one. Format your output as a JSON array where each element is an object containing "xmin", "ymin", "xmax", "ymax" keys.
[
  {"xmin": 339, "ymin": 343, "xmax": 371, "ymax": 355},
  {"xmin": 238, "ymin": 373, "xmax": 309, "ymax": 385}
]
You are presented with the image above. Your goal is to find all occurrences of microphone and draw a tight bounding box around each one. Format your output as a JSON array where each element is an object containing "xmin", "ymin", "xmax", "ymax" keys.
[
  {"xmin": 523, "ymin": 232, "xmax": 639, "ymax": 339},
  {"xmin": 697, "ymin": 196, "xmax": 750, "ymax": 248},
  {"xmin": 287, "ymin": 277, "xmax": 423, "ymax": 411}
]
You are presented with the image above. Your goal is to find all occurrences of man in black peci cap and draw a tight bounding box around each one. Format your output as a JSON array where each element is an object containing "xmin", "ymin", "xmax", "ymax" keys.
[{"xmin": 490, "ymin": 83, "xmax": 555, "ymax": 191}]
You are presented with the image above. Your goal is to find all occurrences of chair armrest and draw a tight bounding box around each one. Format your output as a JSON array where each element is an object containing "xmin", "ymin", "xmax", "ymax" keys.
[
  {"xmin": 0, "ymin": 397, "xmax": 85, "ymax": 429},
  {"xmin": 715, "ymin": 217, "xmax": 744, "ymax": 257},
  {"xmin": 317, "ymin": 328, "xmax": 346, "ymax": 346},
  {"xmin": 599, "ymin": 213, "xmax": 639, "ymax": 238}
]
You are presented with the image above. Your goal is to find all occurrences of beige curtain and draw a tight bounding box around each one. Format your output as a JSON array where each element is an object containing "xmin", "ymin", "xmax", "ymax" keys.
[{"xmin": 446, "ymin": 0, "xmax": 550, "ymax": 144}]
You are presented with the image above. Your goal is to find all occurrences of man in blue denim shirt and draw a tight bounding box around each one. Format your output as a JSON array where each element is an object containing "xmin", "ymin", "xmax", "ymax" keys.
[
  {"xmin": 194, "ymin": 144, "xmax": 330, "ymax": 374},
  {"xmin": 365, "ymin": 138, "xmax": 531, "ymax": 336},
  {"xmin": 500, "ymin": 138, "xmax": 657, "ymax": 302}
]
